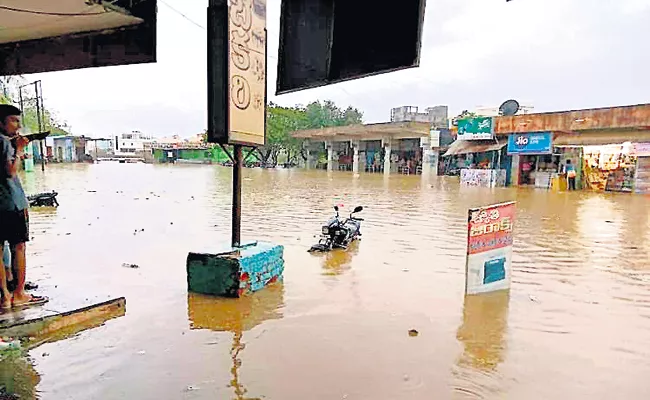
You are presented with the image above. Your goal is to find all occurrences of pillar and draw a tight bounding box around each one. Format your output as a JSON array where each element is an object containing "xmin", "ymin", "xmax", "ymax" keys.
[
  {"xmin": 303, "ymin": 141, "xmax": 311, "ymax": 169},
  {"xmin": 326, "ymin": 141, "xmax": 334, "ymax": 171},
  {"xmin": 510, "ymin": 155, "xmax": 520, "ymax": 186},
  {"xmin": 352, "ymin": 141, "xmax": 360, "ymax": 174},
  {"xmin": 421, "ymin": 146, "xmax": 434, "ymax": 176},
  {"xmin": 382, "ymin": 138, "xmax": 392, "ymax": 175}
]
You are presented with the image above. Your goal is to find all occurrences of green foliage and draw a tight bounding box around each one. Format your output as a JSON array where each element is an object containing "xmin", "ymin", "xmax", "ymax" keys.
[
  {"xmin": 259, "ymin": 100, "xmax": 363, "ymax": 166},
  {"xmin": 451, "ymin": 110, "xmax": 479, "ymax": 127},
  {"xmin": 0, "ymin": 76, "xmax": 70, "ymax": 136}
]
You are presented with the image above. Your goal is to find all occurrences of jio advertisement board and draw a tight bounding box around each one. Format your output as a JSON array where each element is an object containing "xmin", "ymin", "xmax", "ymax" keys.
[{"xmin": 465, "ymin": 202, "xmax": 515, "ymax": 295}]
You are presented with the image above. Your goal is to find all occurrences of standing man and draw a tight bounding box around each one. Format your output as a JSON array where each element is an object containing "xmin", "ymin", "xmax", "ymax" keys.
[
  {"xmin": 565, "ymin": 159, "xmax": 577, "ymax": 191},
  {"xmin": 0, "ymin": 104, "xmax": 46, "ymax": 309}
]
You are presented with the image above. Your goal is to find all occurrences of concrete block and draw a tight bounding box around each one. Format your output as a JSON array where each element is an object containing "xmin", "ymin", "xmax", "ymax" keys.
[{"xmin": 187, "ymin": 241, "xmax": 284, "ymax": 298}]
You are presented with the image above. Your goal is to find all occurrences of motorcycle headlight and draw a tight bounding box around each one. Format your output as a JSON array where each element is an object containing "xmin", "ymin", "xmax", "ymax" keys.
[{"xmin": 322, "ymin": 226, "xmax": 329, "ymax": 235}]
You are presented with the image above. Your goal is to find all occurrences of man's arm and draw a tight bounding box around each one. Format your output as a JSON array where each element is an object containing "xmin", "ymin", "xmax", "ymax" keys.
[{"xmin": 1, "ymin": 138, "xmax": 21, "ymax": 178}]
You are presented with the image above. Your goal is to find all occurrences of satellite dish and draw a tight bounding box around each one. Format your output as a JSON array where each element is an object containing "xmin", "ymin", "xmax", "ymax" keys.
[{"xmin": 499, "ymin": 99, "xmax": 520, "ymax": 116}]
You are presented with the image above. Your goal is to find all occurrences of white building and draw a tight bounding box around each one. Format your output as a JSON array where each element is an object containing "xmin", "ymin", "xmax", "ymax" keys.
[
  {"xmin": 391, "ymin": 105, "xmax": 449, "ymax": 128},
  {"xmin": 114, "ymin": 131, "xmax": 154, "ymax": 156}
]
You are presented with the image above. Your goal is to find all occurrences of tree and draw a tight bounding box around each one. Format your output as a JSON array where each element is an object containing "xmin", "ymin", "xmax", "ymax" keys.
[
  {"xmin": 451, "ymin": 110, "xmax": 479, "ymax": 127},
  {"xmin": 0, "ymin": 76, "xmax": 70, "ymax": 136},
  {"xmin": 304, "ymin": 100, "xmax": 363, "ymax": 128},
  {"xmin": 257, "ymin": 103, "xmax": 308, "ymax": 166},
  {"xmin": 258, "ymin": 100, "xmax": 363, "ymax": 166}
]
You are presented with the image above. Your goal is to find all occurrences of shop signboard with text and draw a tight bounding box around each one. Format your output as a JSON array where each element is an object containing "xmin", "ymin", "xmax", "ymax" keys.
[
  {"xmin": 507, "ymin": 132, "xmax": 553, "ymax": 155},
  {"xmin": 465, "ymin": 202, "xmax": 515, "ymax": 295},
  {"xmin": 457, "ymin": 117, "xmax": 494, "ymax": 140},
  {"xmin": 633, "ymin": 142, "xmax": 650, "ymax": 157}
]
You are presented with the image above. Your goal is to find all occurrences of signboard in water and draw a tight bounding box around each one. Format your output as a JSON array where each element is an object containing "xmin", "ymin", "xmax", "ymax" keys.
[{"xmin": 465, "ymin": 201, "xmax": 515, "ymax": 295}]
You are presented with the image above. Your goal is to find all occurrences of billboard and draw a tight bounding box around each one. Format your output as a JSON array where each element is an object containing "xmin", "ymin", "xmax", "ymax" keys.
[
  {"xmin": 465, "ymin": 202, "xmax": 515, "ymax": 295},
  {"xmin": 457, "ymin": 117, "xmax": 494, "ymax": 140},
  {"xmin": 208, "ymin": 0, "xmax": 266, "ymax": 146},
  {"xmin": 507, "ymin": 132, "xmax": 553, "ymax": 155},
  {"xmin": 276, "ymin": 0, "xmax": 427, "ymax": 94}
]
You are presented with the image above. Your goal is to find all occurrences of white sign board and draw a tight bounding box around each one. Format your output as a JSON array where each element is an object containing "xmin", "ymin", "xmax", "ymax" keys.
[
  {"xmin": 228, "ymin": 0, "xmax": 266, "ymax": 145},
  {"xmin": 465, "ymin": 202, "xmax": 515, "ymax": 295}
]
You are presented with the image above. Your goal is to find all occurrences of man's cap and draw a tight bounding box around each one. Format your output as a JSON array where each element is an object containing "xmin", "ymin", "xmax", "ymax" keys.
[{"xmin": 0, "ymin": 104, "xmax": 21, "ymax": 122}]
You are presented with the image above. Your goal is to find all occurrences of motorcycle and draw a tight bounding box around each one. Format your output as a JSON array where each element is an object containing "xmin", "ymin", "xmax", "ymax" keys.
[
  {"xmin": 27, "ymin": 191, "xmax": 59, "ymax": 207},
  {"xmin": 308, "ymin": 205, "xmax": 364, "ymax": 252}
]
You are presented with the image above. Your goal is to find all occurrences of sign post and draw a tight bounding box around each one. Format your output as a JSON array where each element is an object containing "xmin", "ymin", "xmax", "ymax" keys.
[
  {"xmin": 465, "ymin": 202, "xmax": 515, "ymax": 295},
  {"xmin": 187, "ymin": 0, "xmax": 284, "ymax": 299},
  {"xmin": 207, "ymin": 0, "xmax": 267, "ymax": 247}
]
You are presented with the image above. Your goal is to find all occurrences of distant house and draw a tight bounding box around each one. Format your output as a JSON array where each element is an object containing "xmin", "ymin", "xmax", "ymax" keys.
[
  {"xmin": 115, "ymin": 131, "xmax": 153, "ymax": 157},
  {"xmin": 52, "ymin": 136, "xmax": 89, "ymax": 162},
  {"xmin": 85, "ymin": 138, "xmax": 115, "ymax": 159}
]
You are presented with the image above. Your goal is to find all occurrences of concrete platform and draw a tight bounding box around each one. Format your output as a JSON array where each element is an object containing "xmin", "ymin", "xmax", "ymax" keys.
[{"xmin": 0, "ymin": 293, "xmax": 125, "ymax": 349}]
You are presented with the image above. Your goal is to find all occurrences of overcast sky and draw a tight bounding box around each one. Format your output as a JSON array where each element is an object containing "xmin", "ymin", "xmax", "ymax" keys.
[{"xmin": 26, "ymin": 0, "xmax": 650, "ymax": 138}]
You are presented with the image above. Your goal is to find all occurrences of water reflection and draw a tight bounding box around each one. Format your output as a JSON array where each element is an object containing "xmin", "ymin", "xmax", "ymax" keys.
[
  {"xmin": 457, "ymin": 291, "xmax": 510, "ymax": 370},
  {"xmin": 317, "ymin": 241, "xmax": 360, "ymax": 276},
  {"xmin": 0, "ymin": 355, "xmax": 40, "ymax": 400},
  {"xmin": 453, "ymin": 291, "xmax": 510, "ymax": 398},
  {"xmin": 187, "ymin": 284, "xmax": 284, "ymax": 399}
]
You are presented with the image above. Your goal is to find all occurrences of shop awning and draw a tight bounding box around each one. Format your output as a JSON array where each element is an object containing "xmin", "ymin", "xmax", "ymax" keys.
[
  {"xmin": 554, "ymin": 129, "xmax": 650, "ymax": 146},
  {"xmin": 443, "ymin": 140, "xmax": 506, "ymax": 157}
]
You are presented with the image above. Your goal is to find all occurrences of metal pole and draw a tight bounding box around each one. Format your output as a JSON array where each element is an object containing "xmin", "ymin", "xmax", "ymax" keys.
[
  {"xmin": 35, "ymin": 81, "xmax": 45, "ymax": 171},
  {"xmin": 232, "ymin": 144, "xmax": 243, "ymax": 248}
]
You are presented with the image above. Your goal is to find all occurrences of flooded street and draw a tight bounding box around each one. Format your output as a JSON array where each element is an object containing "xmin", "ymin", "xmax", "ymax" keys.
[{"xmin": 4, "ymin": 163, "xmax": 650, "ymax": 399}]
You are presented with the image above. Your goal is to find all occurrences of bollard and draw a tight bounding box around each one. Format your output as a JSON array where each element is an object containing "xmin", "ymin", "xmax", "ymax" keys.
[{"xmin": 186, "ymin": 241, "xmax": 284, "ymax": 298}]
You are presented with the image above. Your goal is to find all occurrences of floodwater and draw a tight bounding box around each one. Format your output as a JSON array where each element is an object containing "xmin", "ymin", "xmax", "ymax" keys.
[{"xmin": 2, "ymin": 163, "xmax": 650, "ymax": 399}]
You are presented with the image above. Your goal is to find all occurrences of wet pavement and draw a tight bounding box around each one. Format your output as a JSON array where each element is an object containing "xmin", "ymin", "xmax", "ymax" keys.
[{"xmin": 2, "ymin": 162, "xmax": 650, "ymax": 399}]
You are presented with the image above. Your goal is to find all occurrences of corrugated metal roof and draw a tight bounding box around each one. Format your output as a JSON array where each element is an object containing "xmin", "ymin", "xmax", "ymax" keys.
[{"xmin": 443, "ymin": 140, "xmax": 506, "ymax": 157}]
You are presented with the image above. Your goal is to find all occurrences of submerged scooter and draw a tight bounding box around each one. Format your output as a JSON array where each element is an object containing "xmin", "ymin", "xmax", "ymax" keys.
[{"xmin": 308, "ymin": 205, "xmax": 364, "ymax": 252}]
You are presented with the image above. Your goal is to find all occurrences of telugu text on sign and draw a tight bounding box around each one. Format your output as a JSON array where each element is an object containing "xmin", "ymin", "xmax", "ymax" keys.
[
  {"xmin": 229, "ymin": 0, "xmax": 266, "ymax": 145},
  {"xmin": 465, "ymin": 201, "xmax": 516, "ymax": 295}
]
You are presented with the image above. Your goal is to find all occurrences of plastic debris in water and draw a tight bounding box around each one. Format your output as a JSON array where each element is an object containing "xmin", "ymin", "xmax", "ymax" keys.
[{"xmin": 408, "ymin": 329, "xmax": 419, "ymax": 337}]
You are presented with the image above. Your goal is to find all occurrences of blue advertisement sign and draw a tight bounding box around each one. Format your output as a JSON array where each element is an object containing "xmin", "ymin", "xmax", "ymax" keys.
[{"xmin": 507, "ymin": 132, "xmax": 553, "ymax": 155}]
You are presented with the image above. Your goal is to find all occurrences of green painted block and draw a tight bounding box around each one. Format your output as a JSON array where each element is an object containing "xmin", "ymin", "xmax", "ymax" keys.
[{"xmin": 186, "ymin": 241, "xmax": 284, "ymax": 298}]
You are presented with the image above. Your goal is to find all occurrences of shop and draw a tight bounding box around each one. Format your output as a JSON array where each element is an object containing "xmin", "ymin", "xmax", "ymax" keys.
[
  {"xmin": 507, "ymin": 132, "xmax": 562, "ymax": 189},
  {"xmin": 443, "ymin": 139, "xmax": 508, "ymax": 187},
  {"xmin": 393, "ymin": 138, "xmax": 422, "ymax": 174},
  {"xmin": 582, "ymin": 143, "xmax": 636, "ymax": 192}
]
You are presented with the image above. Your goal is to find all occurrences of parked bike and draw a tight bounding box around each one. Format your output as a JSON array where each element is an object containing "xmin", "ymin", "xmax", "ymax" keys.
[{"xmin": 308, "ymin": 205, "xmax": 364, "ymax": 252}]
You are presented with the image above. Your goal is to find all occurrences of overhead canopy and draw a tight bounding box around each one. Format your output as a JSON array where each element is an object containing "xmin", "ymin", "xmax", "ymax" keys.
[
  {"xmin": 553, "ymin": 129, "xmax": 650, "ymax": 147},
  {"xmin": 291, "ymin": 121, "xmax": 430, "ymax": 141},
  {"xmin": 0, "ymin": 0, "xmax": 157, "ymax": 75},
  {"xmin": 443, "ymin": 139, "xmax": 506, "ymax": 157}
]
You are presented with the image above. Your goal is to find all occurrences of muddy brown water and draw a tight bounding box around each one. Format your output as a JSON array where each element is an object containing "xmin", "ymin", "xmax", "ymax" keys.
[{"xmin": 2, "ymin": 163, "xmax": 650, "ymax": 399}]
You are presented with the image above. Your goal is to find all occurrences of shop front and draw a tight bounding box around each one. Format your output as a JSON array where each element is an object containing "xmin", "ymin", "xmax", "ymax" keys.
[
  {"xmin": 582, "ymin": 143, "xmax": 636, "ymax": 192},
  {"xmin": 443, "ymin": 139, "xmax": 508, "ymax": 187},
  {"xmin": 507, "ymin": 132, "xmax": 562, "ymax": 189},
  {"xmin": 552, "ymin": 130, "xmax": 650, "ymax": 193}
]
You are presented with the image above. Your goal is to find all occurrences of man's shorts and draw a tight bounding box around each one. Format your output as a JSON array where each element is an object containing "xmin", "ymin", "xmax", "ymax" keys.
[{"xmin": 0, "ymin": 209, "xmax": 29, "ymax": 245}]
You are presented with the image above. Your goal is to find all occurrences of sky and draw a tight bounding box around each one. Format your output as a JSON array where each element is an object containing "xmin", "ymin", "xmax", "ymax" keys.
[{"xmin": 26, "ymin": 0, "xmax": 650, "ymax": 138}]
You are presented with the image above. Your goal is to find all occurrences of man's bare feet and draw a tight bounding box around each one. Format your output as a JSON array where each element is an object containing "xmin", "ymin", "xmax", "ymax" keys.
[
  {"xmin": 12, "ymin": 292, "xmax": 47, "ymax": 307},
  {"xmin": 1, "ymin": 292, "xmax": 11, "ymax": 310}
]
